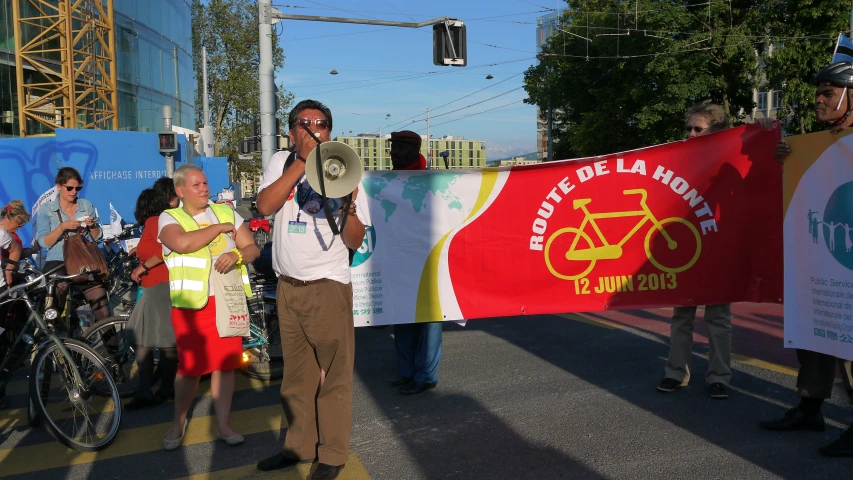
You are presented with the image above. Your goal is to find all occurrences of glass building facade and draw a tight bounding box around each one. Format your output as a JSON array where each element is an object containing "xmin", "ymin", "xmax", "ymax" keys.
[{"xmin": 0, "ymin": 0, "xmax": 195, "ymax": 137}]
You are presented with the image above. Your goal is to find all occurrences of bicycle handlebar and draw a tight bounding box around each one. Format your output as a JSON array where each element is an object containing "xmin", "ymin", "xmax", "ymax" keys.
[{"xmin": 0, "ymin": 263, "xmax": 99, "ymax": 301}]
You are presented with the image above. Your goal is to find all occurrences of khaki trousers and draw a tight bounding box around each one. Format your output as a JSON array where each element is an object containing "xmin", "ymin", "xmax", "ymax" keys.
[
  {"xmin": 277, "ymin": 278, "xmax": 354, "ymax": 466},
  {"xmin": 795, "ymin": 349, "xmax": 853, "ymax": 402},
  {"xmin": 664, "ymin": 304, "xmax": 732, "ymax": 386}
]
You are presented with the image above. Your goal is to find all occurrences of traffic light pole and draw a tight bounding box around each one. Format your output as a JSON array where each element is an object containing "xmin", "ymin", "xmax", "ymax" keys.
[{"xmin": 258, "ymin": 0, "xmax": 458, "ymax": 171}]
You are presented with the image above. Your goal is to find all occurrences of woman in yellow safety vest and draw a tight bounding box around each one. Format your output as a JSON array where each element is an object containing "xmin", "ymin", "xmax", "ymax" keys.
[{"xmin": 157, "ymin": 164, "xmax": 259, "ymax": 451}]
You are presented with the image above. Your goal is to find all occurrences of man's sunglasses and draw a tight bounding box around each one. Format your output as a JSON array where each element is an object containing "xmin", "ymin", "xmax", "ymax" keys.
[
  {"xmin": 296, "ymin": 118, "xmax": 330, "ymax": 130},
  {"xmin": 62, "ymin": 185, "xmax": 83, "ymax": 192},
  {"xmin": 685, "ymin": 126, "xmax": 707, "ymax": 134}
]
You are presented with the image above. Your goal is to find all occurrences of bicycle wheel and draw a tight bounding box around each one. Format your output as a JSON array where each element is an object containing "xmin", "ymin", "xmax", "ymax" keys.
[
  {"xmin": 239, "ymin": 350, "xmax": 283, "ymax": 381},
  {"xmin": 644, "ymin": 217, "xmax": 702, "ymax": 273},
  {"xmin": 83, "ymin": 317, "xmax": 156, "ymax": 398},
  {"xmin": 29, "ymin": 338, "xmax": 122, "ymax": 452},
  {"xmin": 248, "ymin": 296, "xmax": 281, "ymax": 359},
  {"xmin": 544, "ymin": 227, "xmax": 597, "ymax": 281}
]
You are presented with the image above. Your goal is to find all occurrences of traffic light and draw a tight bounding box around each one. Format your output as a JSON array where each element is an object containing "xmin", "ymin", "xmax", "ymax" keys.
[
  {"xmin": 433, "ymin": 20, "xmax": 467, "ymax": 67},
  {"xmin": 241, "ymin": 116, "xmax": 286, "ymax": 154},
  {"xmin": 158, "ymin": 131, "xmax": 178, "ymax": 153}
]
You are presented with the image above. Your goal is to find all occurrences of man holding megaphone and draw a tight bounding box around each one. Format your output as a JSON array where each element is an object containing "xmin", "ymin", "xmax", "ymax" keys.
[{"xmin": 255, "ymin": 100, "xmax": 369, "ymax": 479}]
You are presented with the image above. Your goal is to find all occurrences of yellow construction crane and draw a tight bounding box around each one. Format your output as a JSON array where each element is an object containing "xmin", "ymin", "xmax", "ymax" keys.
[{"xmin": 12, "ymin": 0, "xmax": 118, "ymax": 136}]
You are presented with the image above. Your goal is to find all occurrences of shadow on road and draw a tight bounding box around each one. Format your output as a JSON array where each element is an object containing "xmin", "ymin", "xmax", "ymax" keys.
[{"xmin": 353, "ymin": 325, "xmax": 608, "ymax": 479}]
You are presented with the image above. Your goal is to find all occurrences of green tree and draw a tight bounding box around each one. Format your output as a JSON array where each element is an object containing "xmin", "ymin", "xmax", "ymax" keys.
[
  {"xmin": 191, "ymin": 0, "xmax": 293, "ymax": 181},
  {"xmin": 763, "ymin": 0, "xmax": 849, "ymax": 135},
  {"xmin": 525, "ymin": 0, "xmax": 766, "ymax": 158}
]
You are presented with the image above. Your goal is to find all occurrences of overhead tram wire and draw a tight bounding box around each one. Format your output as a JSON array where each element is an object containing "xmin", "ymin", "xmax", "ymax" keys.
[
  {"xmin": 381, "ymin": 72, "xmax": 526, "ymax": 131},
  {"xmin": 292, "ymin": 57, "xmax": 536, "ymax": 96}
]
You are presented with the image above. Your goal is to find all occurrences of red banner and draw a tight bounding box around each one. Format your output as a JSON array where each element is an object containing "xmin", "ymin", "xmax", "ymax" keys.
[{"xmin": 448, "ymin": 124, "xmax": 783, "ymax": 318}]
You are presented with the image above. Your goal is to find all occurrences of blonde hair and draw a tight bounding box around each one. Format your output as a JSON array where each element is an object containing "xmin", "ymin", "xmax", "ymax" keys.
[
  {"xmin": 173, "ymin": 164, "xmax": 204, "ymax": 187},
  {"xmin": 1, "ymin": 200, "xmax": 31, "ymax": 225}
]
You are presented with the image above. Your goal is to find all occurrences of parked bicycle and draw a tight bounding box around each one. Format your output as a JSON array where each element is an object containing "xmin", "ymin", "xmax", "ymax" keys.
[
  {"xmin": 248, "ymin": 217, "xmax": 272, "ymax": 250},
  {"xmin": 239, "ymin": 274, "xmax": 282, "ymax": 380},
  {"xmin": 0, "ymin": 260, "xmax": 122, "ymax": 452}
]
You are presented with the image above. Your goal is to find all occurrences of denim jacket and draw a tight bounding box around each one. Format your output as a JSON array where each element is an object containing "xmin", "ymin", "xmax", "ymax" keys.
[{"xmin": 36, "ymin": 198, "xmax": 102, "ymax": 262}]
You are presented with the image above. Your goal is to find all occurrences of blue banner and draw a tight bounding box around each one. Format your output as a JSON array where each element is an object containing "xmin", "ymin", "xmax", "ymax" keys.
[{"xmin": 0, "ymin": 129, "xmax": 229, "ymax": 245}]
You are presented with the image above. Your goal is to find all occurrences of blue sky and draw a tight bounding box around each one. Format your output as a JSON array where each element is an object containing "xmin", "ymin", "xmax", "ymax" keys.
[{"xmin": 273, "ymin": 0, "xmax": 565, "ymax": 158}]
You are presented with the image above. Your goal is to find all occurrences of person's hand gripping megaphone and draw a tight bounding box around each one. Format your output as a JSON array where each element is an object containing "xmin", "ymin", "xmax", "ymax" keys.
[{"xmin": 293, "ymin": 116, "xmax": 331, "ymax": 162}]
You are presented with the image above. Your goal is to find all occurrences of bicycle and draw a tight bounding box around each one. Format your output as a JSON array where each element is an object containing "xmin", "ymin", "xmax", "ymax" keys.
[
  {"xmin": 248, "ymin": 217, "xmax": 272, "ymax": 250},
  {"xmin": 238, "ymin": 274, "xmax": 282, "ymax": 381},
  {"xmin": 0, "ymin": 261, "xmax": 122, "ymax": 452},
  {"xmin": 102, "ymin": 223, "xmax": 141, "ymax": 318},
  {"xmin": 544, "ymin": 188, "xmax": 702, "ymax": 281}
]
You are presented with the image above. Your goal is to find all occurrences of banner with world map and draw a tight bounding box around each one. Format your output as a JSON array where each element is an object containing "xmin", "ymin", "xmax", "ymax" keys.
[
  {"xmin": 351, "ymin": 124, "xmax": 783, "ymax": 327},
  {"xmin": 784, "ymin": 129, "xmax": 853, "ymax": 361}
]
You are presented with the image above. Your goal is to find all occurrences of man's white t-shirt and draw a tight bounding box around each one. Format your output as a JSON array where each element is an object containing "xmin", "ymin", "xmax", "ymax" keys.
[
  {"xmin": 0, "ymin": 229, "xmax": 13, "ymax": 289},
  {"xmin": 258, "ymin": 150, "xmax": 371, "ymax": 284},
  {"xmin": 157, "ymin": 206, "xmax": 243, "ymax": 295}
]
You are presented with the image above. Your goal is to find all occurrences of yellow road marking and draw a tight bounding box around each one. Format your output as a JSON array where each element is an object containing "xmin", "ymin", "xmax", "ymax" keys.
[
  {"xmin": 731, "ymin": 354, "xmax": 799, "ymax": 377},
  {"xmin": 0, "ymin": 404, "xmax": 286, "ymax": 476},
  {"xmin": 175, "ymin": 454, "xmax": 370, "ymax": 480},
  {"xmin": 556, "ymin": 313, "xmax": 622, "ymax": 330},
  {"xmin": 558, "ymin": 312, "xmax": 842, "ymax": 383},
  {"xmin": 0, "ymin": 372, "xmax": 281, "ymax": 428}
]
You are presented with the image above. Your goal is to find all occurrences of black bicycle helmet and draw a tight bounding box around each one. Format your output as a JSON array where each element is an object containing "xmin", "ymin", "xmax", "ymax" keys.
[{"xmin": 813, "ymin": 62, "xmax": 853, "ymax": 88}]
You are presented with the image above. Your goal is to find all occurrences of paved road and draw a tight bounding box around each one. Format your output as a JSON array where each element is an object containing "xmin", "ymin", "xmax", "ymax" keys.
[{"xmin": 2, "ymin": 304, "xmax": 852, "ymax": 479}]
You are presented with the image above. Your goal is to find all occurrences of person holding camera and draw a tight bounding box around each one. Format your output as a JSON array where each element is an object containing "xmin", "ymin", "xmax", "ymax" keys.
[{"xmin": 35, "ymin": 167, "xmax": 110, "ymax": 321}]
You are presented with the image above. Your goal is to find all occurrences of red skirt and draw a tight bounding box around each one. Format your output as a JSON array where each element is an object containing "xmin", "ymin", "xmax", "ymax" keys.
[{"xmin": 171, "ymin": 297, "xmax": 242, "ymax": 376}]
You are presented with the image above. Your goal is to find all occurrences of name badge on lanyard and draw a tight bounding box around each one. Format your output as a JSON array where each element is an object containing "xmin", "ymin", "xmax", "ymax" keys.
[{"xmin": 288, "ymin": 221, "xmax": 307, "ymax": 234}]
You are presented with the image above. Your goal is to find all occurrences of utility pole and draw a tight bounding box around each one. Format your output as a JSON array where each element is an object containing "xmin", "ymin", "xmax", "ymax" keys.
[
  {"xmin": 258, "ymin": 0, "xmax": 277, "ymax": 171},
  {"xmin": 163, "ymin": 105, "xmax": 174, "ymax": 177},
  {"xmin": 200, "ymin": 45, "xmax": 214, "ymax": 157},
  {"xmin": 426, "ymin": 108, "xmax": 431, "ymax": 168},
  {"xmin": 546, "ymin": 101, "xmax": 553, "ymax": 162},
  {"xmin": 258, "ymin": 8, "xmax": 461, "ymax": 171}
]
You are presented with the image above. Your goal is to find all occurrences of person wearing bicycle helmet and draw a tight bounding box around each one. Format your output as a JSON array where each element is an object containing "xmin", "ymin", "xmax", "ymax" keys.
[
  {"xmin": 759, "ymin": 61, "xmax": 853, "ymax": 458},
  {"xmin": 769, "ymin": 61, "xmax": 853, "ymax": 160},
  {"xmin": 657, "ymin": 102, "xmax": 734, "ymax": 401}
]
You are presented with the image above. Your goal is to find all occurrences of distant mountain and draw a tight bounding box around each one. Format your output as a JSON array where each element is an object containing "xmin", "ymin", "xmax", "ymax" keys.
[{"xmin": 486, "ymin": 142, "xmax": 536, "ymax": 160}]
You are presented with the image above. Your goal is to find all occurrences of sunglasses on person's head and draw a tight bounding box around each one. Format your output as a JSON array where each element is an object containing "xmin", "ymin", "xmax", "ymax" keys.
[
  {"xmin": 685, "ymin": 125, "xmax": 708, "ymax": 134},
  {"xmin": 62, "ymin": 185, "xmax": 83, "ymax": 192},
  {"xmin": 296, "ymin": 118, "xmax": 330, "ymax": 130}
]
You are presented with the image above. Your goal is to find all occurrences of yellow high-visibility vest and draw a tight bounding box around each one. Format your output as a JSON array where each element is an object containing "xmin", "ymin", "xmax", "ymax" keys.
[{"xmin": 163, "ymin": 204, "xmax": 251, "ymax": 309}]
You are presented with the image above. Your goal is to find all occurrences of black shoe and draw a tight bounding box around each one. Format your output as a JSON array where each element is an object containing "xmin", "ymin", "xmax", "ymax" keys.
[
  {"xmin": 311, "ymin": 463, "xmax": 344, "ymax": 480},
  {"xmin": 709, "ymin": 383, "xmax": 729, "ymax": 400},
  {"xmin": 0, "ymin": 395, "xmax": 7, "ymax": 410},
  {"xmin": 257, "ymin": 452, "xmax": 304, "ymax": 471},
  {"xmin": 819, "ymin": 426, "xmax": 853, "ymax": 457},
  {"xmin": 124, "ymin": 395, "xmax": 161, "ymax": 411},
  {"xmin": 657, "ymin": 378, "xmax": 684, "ymax": 393},
  {"xmin": 759, "ymin": 408, "xmax": 825, "ymax": 432},
  {"xmin": 389, "ymin": 377, "xmax": 412, "ymax": 387},
  {"xmin": 397, "ymin": 381, "xmax": 437, "ymax": 395}
]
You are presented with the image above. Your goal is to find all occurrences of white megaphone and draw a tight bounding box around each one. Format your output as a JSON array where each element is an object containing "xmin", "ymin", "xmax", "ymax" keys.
[{"xmin": 304, "ymin": 141, "xmax": 363, "ymax": 198}]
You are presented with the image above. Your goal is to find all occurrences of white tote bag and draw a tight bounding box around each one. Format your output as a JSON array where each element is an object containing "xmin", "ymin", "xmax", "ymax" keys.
[{"xmin": 210, "ymin": 268, "xmax": 250, "ymax": 337}]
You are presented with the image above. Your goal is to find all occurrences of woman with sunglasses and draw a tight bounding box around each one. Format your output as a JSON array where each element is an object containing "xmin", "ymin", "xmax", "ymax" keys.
[
  {"xmin": 35, "ymin": 167, "xmax": 111, "ymax": 322},
  {"xmin": 0, "ymin": 200, "xmax": 31, "ymax": 410}
]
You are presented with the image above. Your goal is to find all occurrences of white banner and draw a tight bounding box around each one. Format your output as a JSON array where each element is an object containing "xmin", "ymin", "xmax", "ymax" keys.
[{"xmin": 784, "ymin": 131, "xmax": 853, "ymax": 361}]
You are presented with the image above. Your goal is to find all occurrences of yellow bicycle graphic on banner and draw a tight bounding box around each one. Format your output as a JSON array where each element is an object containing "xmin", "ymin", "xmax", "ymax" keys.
[{"xmin": 544, "ymin": 189, "xmax": 702, "ymax": 281}]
